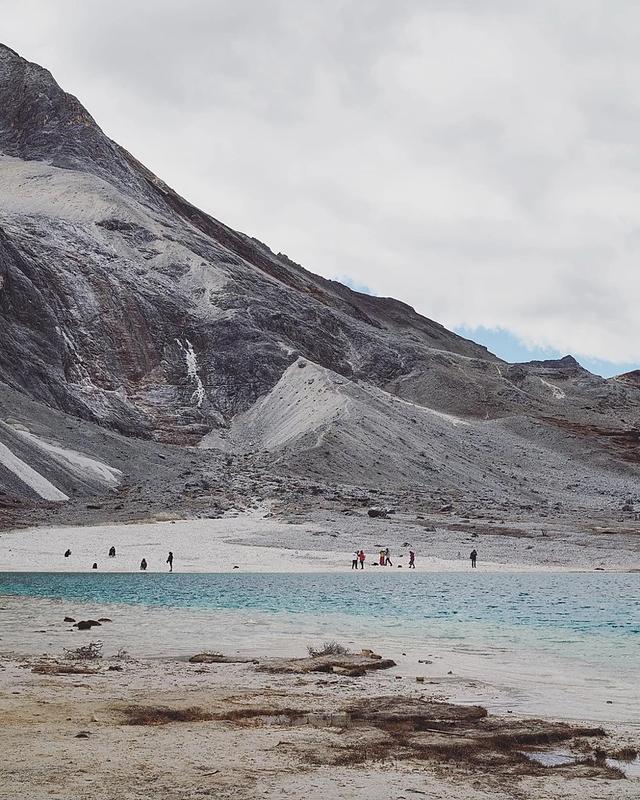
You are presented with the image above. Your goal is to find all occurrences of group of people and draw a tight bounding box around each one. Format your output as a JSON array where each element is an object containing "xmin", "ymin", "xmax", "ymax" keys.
[
  {"xmin": 140, "ymin": 551, "xmax": 174, "ymax": 572},
  {"xmin": 350, "ymin": 548, "xmax": 479, "ymax": 570},
  {"xmin": 351, "ymin": 548, "xmax": 416, "ymax": 569},
  {"xmin": 63, "ymin": 547, "xmax": 175, "ymax": 572}
]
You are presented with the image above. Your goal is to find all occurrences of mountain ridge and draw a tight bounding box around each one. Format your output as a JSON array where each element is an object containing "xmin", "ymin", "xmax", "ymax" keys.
[{"xmin": 1, "ymin": 42, "xmax": 639, "ymax": 517}]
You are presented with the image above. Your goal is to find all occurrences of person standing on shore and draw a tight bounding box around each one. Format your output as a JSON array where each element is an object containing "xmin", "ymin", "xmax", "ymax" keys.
[
  {"xmin": 384, "ymin": 547, "xmax": 393, "ymax": 567},
  {"xmin": 470, "ymin": 549, "xmax": 477, "ymax": 568},
  {"xmin": 166, "ymin": 551, "xmax": 174, "ymax": 572},
  {"xmin": 409, "ymin": 550, "xmax": 415, "ymax": 569},
  {"xmin": 351, "ymin": 551, "xmax": 359, "ymax": 569},
  {"xmin": 140, "ymin": 558, "xmax": 147, "ymax": 571},
  {"xmin": 358, "ymin": 550, "xmax": 366, "ymax": 569},
  {"xmin": 379, "ymin": 549, "xmax": 385, "ymax": 566},
  {"xmin": 108, "ymin": 546, "xmax": 116, "ymax": 558}
]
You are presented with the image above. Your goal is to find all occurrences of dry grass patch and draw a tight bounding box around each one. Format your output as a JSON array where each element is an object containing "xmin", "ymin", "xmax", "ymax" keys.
[{"xmin": 307, "ymin": 641, "xmax": 350, "ymax": 657}]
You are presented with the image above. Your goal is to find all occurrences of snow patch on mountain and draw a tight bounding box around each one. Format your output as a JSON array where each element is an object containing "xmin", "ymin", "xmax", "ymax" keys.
[
  {"xmin": 0, "ymin": 441, "xmax": 69, "ymax": 501},
  {"xmin": 176, "ymin": 339, "xmax": 206, "ymax": 407},
  {"xmin": 12, "ymin": 428, "xmax": 122, "ymax": 487},
  {"xmin": 539, "ymin": 378, "xmax": 566, "ymax": 400}
]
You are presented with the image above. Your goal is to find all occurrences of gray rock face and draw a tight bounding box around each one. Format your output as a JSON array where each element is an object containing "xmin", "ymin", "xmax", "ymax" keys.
[
  {"xmin": 1, "ymin": 42, "xmax": 639, "ymax": 508},
  {"xmin": 0, "ymin": 42, "xmax": 505, "ymax": 443}
]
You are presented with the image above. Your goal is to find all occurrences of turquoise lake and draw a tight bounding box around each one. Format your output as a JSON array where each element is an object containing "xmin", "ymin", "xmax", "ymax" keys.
[{"xmin": 1, "ymin": 571, "xmax": 638, "ymax": 670}]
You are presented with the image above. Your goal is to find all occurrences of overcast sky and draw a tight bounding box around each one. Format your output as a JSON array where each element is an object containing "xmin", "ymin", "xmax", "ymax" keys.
[{"xmin": 2, "ymin": 0, "xmax": 639, "ymax": 375}]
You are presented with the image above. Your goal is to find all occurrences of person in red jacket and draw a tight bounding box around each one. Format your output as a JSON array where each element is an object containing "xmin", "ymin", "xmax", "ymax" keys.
[{"xmin": 358, "ymin": 550, "xmax": 366, "ymax": 569}]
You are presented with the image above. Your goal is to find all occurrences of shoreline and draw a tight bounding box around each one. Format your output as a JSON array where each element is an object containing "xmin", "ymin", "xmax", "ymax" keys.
[
  {"xmin": 1, "ymin": 588, "xmax": 638, "ymax": 727},
  {"xmin": 1, "ymin": 512, "xmax": 638, "ymax": 573},
  {"xmin": 2, "ymin": 572, "xmax": 638, "ymax": 798}
]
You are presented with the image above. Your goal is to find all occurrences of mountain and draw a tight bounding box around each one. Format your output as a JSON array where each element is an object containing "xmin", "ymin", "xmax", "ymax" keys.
[{"xmin": 1, "ymin": 43, "xmax": 639, "ymax": 520}]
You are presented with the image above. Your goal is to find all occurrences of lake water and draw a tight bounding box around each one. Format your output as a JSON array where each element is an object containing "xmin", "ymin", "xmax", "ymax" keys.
[{"xmin": 1, "ymin": 571, "xmax": 638, "ymax": 671}]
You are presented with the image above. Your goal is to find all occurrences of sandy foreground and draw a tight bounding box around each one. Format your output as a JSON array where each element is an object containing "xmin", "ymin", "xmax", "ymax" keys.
[
  {"xmin": 0, "ymin": 512, "xmax": 639, "ymax": 799},
  {"xmin": 0, "ymin": 605, "xmax": 638, "ymax": 800}
]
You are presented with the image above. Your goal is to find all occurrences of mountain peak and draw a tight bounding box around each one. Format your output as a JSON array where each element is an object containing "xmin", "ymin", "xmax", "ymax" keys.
[{"xmin": 0, "ymin": 42, "xmax": 144, "ymax": 194}]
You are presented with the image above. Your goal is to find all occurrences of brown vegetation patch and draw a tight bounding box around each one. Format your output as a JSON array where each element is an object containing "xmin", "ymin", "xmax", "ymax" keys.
[
  {"xmin": 120, "ymin": 705, "xmax": 213, "ymax": 726},
  {"xmin": 219, "ymin": 695, "xmax": 616, "ymax": 780},
  {"xmin": 346, "ymin": 696, "xmax": 488, "ymax": 731},
  {"xmin": 542, "ymin": 417, "xmax": 640, "ymax": 463}
]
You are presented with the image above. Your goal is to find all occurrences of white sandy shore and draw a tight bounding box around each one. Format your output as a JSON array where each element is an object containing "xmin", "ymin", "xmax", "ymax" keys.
[{"xmin": 0, "ymin": 513, "xmax": 599, "ymax": 573}]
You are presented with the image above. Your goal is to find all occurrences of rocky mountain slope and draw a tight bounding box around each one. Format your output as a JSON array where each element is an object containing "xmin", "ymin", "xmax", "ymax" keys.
[{"xmin": 1, "ymin": 42, "xmax": 639, "ymax": 517}]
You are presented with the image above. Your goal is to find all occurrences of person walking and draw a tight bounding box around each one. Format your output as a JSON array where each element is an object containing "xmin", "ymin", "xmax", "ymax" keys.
[
  {"xmin": 358, "ymin": 550, "xmax": 366, "ymax": 569},
  {"xmin": 166, "ymin": 551, "xmax": 174, "ymax": 572},
  {"xmin": 384, "ymin": 547, "xmax": 393, "ymax": 567},
  {"xmin": 351, "ymin": 551, "xmax": 359, "ymax": 570},
  {"xmin": 140, "ymin": 558, "xmax": 148, "ymax": 571},
  {"xmin": 470, "ymin": 549, "xmax": 478, "ymax": 568},
  {"xmin": 409, "ymin": 550, "xmax": 415, "ymax": 569}
]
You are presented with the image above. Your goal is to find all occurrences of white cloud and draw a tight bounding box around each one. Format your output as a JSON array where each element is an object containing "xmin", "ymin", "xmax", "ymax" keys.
[{"xmin": 2, "ymin": 0, "xmax": 639, "ymax": 363}]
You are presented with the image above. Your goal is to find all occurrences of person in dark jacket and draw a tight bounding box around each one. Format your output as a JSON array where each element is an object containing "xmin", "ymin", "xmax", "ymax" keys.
[
  {"xmin": 470, "ymin": 549, "xmax": 478, "ymax": 568},
  {"xmin": 166, "ymin": 551, "xmax": 174, "ymax": 572},
  {"xmin": 140, "ymin": 558, "xmax": 148, "ymax": 571}
]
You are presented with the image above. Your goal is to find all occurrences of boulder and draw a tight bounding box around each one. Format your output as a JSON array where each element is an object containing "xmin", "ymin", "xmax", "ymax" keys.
[
  {"xmin": 368, "ymin": 507, "xmax": 388, "ymax": 518},
  {"xmin": 74, "ymin": 620, "xmax": 102, "ymax": 630}
]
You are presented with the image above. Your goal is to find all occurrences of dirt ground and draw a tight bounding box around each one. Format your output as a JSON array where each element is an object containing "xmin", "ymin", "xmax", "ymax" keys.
[{"xmin": 0, "ymin": 652, "xmax": 638, "ymax": 800}]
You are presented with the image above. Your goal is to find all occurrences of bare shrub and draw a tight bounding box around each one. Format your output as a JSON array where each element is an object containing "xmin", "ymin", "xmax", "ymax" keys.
[
  {"xmin": 63, "ymin": 641, "xmax": 103, "ymax": 660},
  {"xmin": 307, "ymin": 641, "xmax": 350, "ymax": 658}
]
